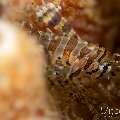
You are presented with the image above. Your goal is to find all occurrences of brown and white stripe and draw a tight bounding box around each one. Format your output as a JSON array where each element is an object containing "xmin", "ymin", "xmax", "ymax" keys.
[{"xmin": 35, "ymin": 2, "xmax": 114, "ymax": 78}]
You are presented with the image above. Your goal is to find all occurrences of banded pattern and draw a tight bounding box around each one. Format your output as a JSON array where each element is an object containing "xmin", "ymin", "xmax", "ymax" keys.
[
  {"xmin": 34, "ymin": 2, "xmax": 116, "ymax": 78},
  {"xmin": 39, "ymin": 30, "xmax": 112, "ymax": 78}
]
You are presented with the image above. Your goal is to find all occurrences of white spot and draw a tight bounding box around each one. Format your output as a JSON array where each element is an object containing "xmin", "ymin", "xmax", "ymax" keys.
[
  {"xmin": 99, "ymin": 64, "xmax": 104, "ymax": 72},
  {"xmin": 36, "ymin": 9, "xmax": 44, "ymax": 17},
  {"xmin": 47, "ymin": 3, "xmax": 55, "ymax": 9},
  {"xmin": 107, "ymin": 66, "xmax": 112, "ymax": 73},
  {"xmin": 99, "ymin": 63, "xmax": 111, "ymax": 73},
  {"xmin": 0, "ymin": 21, "xmax": 17, "ymax": 57}
]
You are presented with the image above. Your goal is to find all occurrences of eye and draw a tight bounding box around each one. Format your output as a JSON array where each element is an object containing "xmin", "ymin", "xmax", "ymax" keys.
[{"xmin": 99, "ymin": 62, "xmax": 112, "ymax": 73}]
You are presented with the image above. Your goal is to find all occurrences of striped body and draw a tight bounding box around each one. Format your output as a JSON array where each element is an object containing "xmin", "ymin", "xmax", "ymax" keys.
[
  {"xmin": 34, "ymin": 2, "xmax": 115, "ymax": 78},
  {"xmin": 39, "ymin": 29, "xmax": 112, "ymax": 78}
]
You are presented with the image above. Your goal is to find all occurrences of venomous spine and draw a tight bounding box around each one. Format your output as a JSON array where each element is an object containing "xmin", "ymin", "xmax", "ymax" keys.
[{"xmin": 33, "ymin": 1, "xmax": 116, "ymax": 78}]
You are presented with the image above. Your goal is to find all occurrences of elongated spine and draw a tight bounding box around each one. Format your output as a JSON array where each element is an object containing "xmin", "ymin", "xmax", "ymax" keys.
[{"xmin": 34, "ymin": 2, "xmax": 117, "ymax": 78}]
